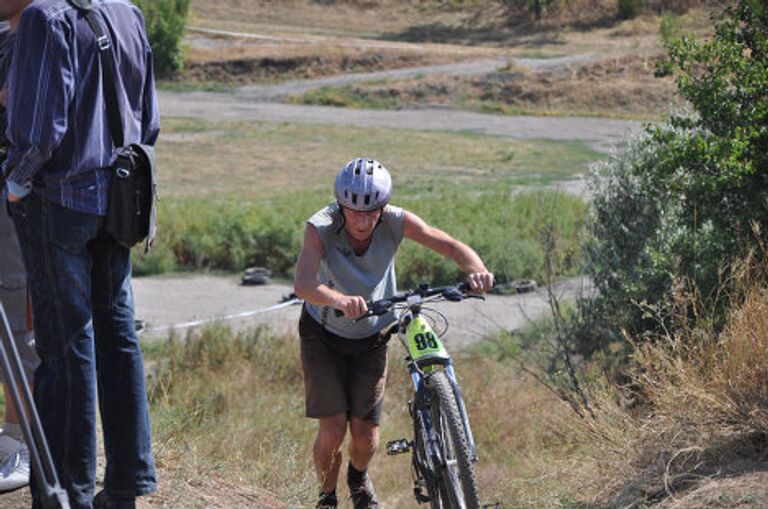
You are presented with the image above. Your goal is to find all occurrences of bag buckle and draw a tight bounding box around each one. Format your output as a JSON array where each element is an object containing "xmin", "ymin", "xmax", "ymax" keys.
[{"xmin": 96, "ymin": 35, "xmax": 110, "ymax": 51}]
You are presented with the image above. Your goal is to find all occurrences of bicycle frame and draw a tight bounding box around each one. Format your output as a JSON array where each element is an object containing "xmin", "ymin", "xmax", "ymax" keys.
[{"xmin": 396, "ymin": 294, "xmax": 478, "ymax": 462}]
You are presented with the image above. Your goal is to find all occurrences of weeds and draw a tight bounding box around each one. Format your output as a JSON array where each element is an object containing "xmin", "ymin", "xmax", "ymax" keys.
[{"xmin": 134, "ymin": 189, "xmax": 588, "ymax": 288}]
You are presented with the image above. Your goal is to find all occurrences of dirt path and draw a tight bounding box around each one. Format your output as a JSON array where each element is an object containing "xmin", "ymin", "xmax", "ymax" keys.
[
  {"xmin": 159, "ymin": 91, "xmax": 639, "ymax": 153},
  {"xmin": 161, "ymin": 33, "xmax": 642, "ymax": 154},
  {"xmin": 132, "ymin": 274, "xmax": 592, "ymax": 349}
]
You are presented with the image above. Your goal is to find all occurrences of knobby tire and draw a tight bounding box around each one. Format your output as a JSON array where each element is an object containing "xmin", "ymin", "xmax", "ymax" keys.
[{"xmin": 427, "ymin": 370, "xmax": 481, "ymax": 509}]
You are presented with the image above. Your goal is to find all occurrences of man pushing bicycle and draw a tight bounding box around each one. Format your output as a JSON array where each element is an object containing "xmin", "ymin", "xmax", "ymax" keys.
[{"xmin": 294, "ymin": 157, "xmax": 494, "ymax": 509}]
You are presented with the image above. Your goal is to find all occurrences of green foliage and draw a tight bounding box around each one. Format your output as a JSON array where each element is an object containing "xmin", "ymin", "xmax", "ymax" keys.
[
  {"xmin": 659, "ymin": 14, "xmax": 681, "ymax": 46},
  {"xmin": 134, "ymin": 190, "xmax": 587, "ymax": 289},
  {"xmin": 134, "ymin": 0, "xmax": 190, "ymax": 78},
  {"xmin": 584, "ymin": 0, "xmax": 768, "ymax": 347}
]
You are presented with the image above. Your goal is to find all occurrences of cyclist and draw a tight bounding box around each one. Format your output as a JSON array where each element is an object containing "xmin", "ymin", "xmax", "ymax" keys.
[{"xmin": 294, "ymin": 157, "xmax": 493, "ymax": 509}]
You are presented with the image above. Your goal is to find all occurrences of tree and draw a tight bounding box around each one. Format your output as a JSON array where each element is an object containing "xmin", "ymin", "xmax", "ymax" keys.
[
  {"xmin": 583, "ymin": 0, "xmax": 768, "ymax": 346},
  {"xmin": 135, "ymin": 0, "xmax": 191, "ymax": 78}
]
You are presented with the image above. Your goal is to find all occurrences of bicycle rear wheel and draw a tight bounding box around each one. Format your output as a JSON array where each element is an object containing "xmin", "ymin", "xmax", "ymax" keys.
[{"xmin": 427, "ymin": 370, "xmax": 481, "ymax": 509}]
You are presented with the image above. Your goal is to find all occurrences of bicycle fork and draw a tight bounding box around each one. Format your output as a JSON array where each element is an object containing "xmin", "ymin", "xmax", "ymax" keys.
[{"xmin": 386, "ymin": 363, "xmax": 479, "ymax": 504}]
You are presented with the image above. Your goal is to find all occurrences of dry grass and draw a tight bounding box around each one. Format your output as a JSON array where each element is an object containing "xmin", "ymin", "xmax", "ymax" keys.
[
  {"xmin": 179, "ymin": 44, "xmax": 476, "ymax": 86},
  {"xmin": 292, "ymin": 52, "xmax": 680, "ymax": 120},
  {"xmin": 154, "ymin": 118, "xmax": 599, "ymax": 201},
  {"xmin": 141, "ymin": 321, "xmax": 608, "ymax": 508},
  {"xmin": 561, "ymin": 253, "xmax": 768, "ymax": 508},
  {"xmin": 123, "ymin": 248, "xmax": 768, "ymax": 508}
]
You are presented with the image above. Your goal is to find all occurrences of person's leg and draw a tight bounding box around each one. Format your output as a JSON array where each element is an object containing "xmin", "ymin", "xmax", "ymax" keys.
[
  {"xmin": 10, "ymin": 195, "xmax": 101, "ymax": 509},
  {"xmin": 345, "ymin": 342, "xmax": 387, "ymax": 508},
  {"xmin": 346, "ymin": 418, "xmax": 381, "ymax": 508},
  {"xmin": 347, "ymin": 418, "xmax": 379, "ymax": 471},
  {"xmin": 2, "ymin": 331, "xmax": 37, "ymax": 432},
  {"xmin": 90, "ymin": 232, "xmax": 156, "ymax": 500},
  {"xmin": 0, "ymin": 384, "xmax": 31, "ymax": 493},
  {"xmin": 299, "ymin": 308, "xmax": 351, "ymax": 506},
  {"xmin": 314, "ymin": 413, "xmax": 347, "ymax": 492},
  {"xmin": 0, "ymin": 204, "xmax": 39, "ymax": 462}
]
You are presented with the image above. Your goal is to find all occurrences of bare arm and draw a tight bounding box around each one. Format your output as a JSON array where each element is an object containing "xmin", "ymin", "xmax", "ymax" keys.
[
  {"xmin": 294, "ymin": 224, "xmax": 368, "ymax": 319},
  {"xmin": 403, "ymin": 211, "xmax": 494, "ymax": 292}
]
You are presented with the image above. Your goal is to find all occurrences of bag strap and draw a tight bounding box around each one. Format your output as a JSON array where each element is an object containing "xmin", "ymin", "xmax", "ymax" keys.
[{"xmin": 68, "ymin": 0, "xmax": 124, "ymax": 148}]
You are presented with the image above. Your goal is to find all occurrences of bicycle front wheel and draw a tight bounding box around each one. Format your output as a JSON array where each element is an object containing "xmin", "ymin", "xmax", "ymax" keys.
[{"xmin": 428, "ymin": 370, "xmax": 481, "ymax": 509}]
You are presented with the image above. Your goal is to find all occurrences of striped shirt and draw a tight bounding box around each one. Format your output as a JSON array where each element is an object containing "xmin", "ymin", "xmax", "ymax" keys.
[{"xmin": 2, "ymin": 0, "xmax": 159, "ymax": 215}]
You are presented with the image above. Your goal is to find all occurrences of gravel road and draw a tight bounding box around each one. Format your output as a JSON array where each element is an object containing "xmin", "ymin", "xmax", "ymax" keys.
[{"xmin": 133, "ymin": 275, "xmax": 592, "ymax": 349}]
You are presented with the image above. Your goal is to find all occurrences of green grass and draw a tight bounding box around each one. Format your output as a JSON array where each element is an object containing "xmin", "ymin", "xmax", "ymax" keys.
[
  {"xmin": 155, "ymin": 117, "xmax": 601, "ymax": 201},
  {"xmin": 137, "ymin": 117, "xmax": 596, "ymax": 283}
]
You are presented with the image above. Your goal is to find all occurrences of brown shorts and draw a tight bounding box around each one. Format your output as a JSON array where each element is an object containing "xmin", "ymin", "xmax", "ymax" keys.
[{"xmin": 299, "ymin": 307, "xmax": 388, "ymax": 424}]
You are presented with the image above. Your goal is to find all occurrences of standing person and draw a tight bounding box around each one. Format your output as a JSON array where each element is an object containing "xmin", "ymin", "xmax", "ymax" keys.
[
  {"xmin": 294, "ymin": 158, "xmax": 494, "ymax": 509},
  {"xmin": 1, "ymin": 0, "xmax": 159, "ymax": 507},
  {"xmin": 0, "ymin": 19, "xmax": 38, "ymax": 494}
]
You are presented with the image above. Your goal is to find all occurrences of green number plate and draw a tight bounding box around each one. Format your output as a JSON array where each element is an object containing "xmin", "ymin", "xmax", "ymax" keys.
[{"xmin": 406, "ymin": 316, "xmax": 448, "ymax": 361}]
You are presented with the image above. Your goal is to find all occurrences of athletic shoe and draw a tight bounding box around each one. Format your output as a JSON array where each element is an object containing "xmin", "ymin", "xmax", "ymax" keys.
[
  {"xmin": 0, "ymin": 433, "xmax": 21, "ymax": 462},
  {"xmin": 349, "ymin": 475, "xmax": 380, "ymax": 509},
  {"xmin": 316, "ymin": 490, "xmax": 338, "ymax": 508},
  {"xmin": 93, "ymin": 489, "xmax": 136, "ymax": 509},
  {"xmin": 0, "ymin": 442, "xmax": 29, "ymax": 493}
]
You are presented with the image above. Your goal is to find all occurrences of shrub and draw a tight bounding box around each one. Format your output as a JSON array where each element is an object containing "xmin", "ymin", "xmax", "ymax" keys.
[
  {"xmin": 134, "ymin": 190, "xmax": 587, "ymax": 290},
  {"xmin": 134, "ymin": 0, "xmax": 190, "ymax": 78},
  {"xmin": 583, "ymin": 0, "xmax": 768, "ymax": 346}
]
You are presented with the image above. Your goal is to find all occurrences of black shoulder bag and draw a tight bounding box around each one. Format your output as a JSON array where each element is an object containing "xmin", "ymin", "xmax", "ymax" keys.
[{"xmin": 70, "ymin": 0, "xmax": 157, "ymax": 253}]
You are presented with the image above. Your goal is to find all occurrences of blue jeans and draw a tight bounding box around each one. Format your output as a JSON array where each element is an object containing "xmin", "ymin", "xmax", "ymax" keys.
[{"xmin": 9, "ymin": 194, "xmax": 156, "ymax": 508}]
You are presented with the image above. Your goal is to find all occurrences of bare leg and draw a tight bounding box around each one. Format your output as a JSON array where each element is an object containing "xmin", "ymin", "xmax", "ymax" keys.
[
  {"xmin": 314, "ymin": 413, "xmax": 347, "ymax": 492},
  {"xmin": 3, "ymin": 383, "xmax": 32, "ymax": 425},
  {"xmin": 348, "ymin": 417, "xmax": 379, "ymax": 471}
]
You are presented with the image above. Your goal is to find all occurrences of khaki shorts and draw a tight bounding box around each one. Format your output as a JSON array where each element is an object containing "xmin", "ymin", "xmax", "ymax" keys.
[{"xmin": 299, "ymin": 307, "xmax": 388, "ymax": 424}]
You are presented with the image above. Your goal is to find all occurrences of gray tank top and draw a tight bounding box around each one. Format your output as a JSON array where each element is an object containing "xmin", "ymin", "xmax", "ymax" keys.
[{"xmin": 305, "ymin": 203, "xmax": 405, "ymax": 339}]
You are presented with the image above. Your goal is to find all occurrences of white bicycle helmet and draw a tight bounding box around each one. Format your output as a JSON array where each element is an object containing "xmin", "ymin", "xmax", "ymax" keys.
[{"xmin": 334, "ymin": 158, "xmax": 392, "ymax": 211}]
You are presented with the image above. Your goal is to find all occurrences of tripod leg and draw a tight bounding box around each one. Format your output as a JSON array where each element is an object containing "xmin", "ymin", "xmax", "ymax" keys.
[{"xmin": 0, "ymin": 303, "xmax": 69, "ymax": 508}]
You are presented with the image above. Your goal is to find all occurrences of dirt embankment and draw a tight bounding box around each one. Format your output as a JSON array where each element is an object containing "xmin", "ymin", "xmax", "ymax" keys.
[
  {"xmin": 179, "ymin": 49, "xmax": 468, "ymax": 87},
  {"xmin": 289, "ymin": 52, "xmax": 678, "ymax": 120}
]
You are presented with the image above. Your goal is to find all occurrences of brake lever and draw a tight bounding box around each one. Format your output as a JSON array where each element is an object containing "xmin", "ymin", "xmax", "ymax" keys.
[{"xmin": 334, "ymin": 299, "xmax": 392, "ymax": 322}]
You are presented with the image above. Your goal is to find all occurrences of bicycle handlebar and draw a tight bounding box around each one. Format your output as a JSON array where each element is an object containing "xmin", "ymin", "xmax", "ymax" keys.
[{"xmin": 334, "ymin": 281, "xmax": 481, "ymax": 320}]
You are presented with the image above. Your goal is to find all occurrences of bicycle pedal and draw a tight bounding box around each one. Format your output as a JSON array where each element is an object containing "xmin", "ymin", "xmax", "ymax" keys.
[{"xmin": 386, "ymin": 438, "xmax": 412, "ymax": 455}]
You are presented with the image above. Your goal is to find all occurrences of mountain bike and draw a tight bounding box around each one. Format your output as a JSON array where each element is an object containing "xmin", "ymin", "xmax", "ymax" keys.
[{"xmin": 358, "ymin": 282, "xmax": 484, "ymax": 508}]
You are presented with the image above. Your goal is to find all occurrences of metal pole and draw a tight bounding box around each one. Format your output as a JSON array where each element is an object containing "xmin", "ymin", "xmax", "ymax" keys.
[{"xmin": 0, "ymin": 303, "xmax": 69, "ymax": 508}]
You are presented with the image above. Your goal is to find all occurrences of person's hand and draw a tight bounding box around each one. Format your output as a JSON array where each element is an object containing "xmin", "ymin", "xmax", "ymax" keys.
[
  {"xmin": 466, "ymin": 271, "xmax": 494, "ymax": 293},
  {"xmin": 7, "ymin": 191, "xmax": 22, "ymax": 203},
  {"xmin": 0, "ymin": 86, "xmax": 8, "ymax": 109},
  {"xmin": 335, "ymin": 295, "xmax": 369, "ymax": 319}
]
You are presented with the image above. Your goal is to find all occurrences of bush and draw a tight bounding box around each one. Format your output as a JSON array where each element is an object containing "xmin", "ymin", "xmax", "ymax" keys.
[
  {"xmin": 134, "ymin": 0, "xmax": 190, "ymax": 78},
  {"xmin": 134, "ymin": 190, "xmax": 587, "ymax": 290},
  {"xmin": 582, "ymin": 0, "xmax": 768, "ymax": 347}
]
